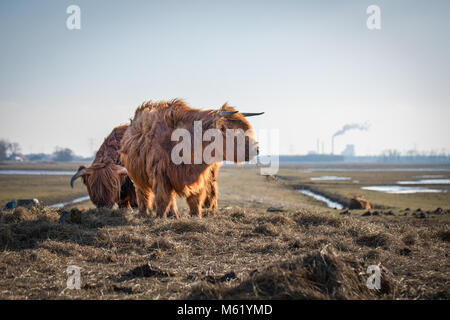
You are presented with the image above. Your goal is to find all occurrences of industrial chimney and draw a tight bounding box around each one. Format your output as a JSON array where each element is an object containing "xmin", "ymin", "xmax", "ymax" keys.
[{"xmin": 331, "ymin": 136, "xmax": 335, "ymax": 155}]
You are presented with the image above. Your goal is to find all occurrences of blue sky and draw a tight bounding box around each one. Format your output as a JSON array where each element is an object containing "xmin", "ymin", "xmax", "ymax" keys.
[{"xmin": 1, "ymin": 0, "xmax": 449, "ymax": 156}]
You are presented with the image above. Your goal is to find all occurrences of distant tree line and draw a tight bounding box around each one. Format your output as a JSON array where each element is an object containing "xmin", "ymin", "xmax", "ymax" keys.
[
  {"xmin": 1, "ymin": 138, "xmax": 450, "ymax": 164},
  {"xmin": 52, "ymin": 147, "xmax": 75, "ymax": 162},
  {"xmin": 273, "ymin": 151, "xmax": 450, "ymax": 164},
  {"xmin": 0, "ymin": 139, "xmax": 93, "ymax": 162}
]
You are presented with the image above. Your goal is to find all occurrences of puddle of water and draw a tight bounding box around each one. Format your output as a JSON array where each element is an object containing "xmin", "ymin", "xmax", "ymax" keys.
[
  {"xmin": 413, "ymin": 175, "xmax": 445, "ymax": 179},
  {"xmin": 49, "ymin": 196, "xmax": 90, "ymax": 208},
  {"xmin": 299, "ymin": 189, "xmax": 343, "ymax": 210},
  {"xmin": 397, "ymin": 179, "xmax": 450, "ymax": 185},
  {"xmin": 304, "ymin": 168, "xmax": 450, "ymax": 172},
  {"xmin": 310, "ymin": 176, "xmax": 351, "ymax": 181},
  {"xmin": 362, "ymin": 186, "xmax": 447, "ymax": 194},
  {"xmin": 0, "ymin": 170, "xmax": 74, "ymax": 175}
]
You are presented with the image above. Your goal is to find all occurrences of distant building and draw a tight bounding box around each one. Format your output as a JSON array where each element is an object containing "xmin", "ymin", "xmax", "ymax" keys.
[
  {"xmin": 7, "ymin": 153, "xmax": 27, "ymax": 162},
  {"xmin": 341, "ymin": 144, "xmax": 355, "ymax": 157}
]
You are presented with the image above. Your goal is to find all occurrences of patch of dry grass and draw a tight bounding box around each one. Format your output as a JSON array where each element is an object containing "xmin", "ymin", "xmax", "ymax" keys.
[
  {"xmin": 189, "ymin": 245, "xmax": 396, "ymax": 299},
  {"xmin": 0, "ymin": 204, "xmax": 448, "ymax": 300}
]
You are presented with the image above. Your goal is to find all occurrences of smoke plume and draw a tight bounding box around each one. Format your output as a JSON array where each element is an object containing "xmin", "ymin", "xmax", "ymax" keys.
[{"xmin": 333, "ymin": 122, "xmax": 370, "ymax": 138}]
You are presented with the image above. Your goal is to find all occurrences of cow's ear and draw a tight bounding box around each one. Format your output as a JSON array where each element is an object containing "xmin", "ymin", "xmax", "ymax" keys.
[
  {"xmin": 219, "ymin": 110, "xmax": 238, "ymax": 117},
  {"xmin": 218, "ymin": 103, "xmax": 239, "ymax": 117},
  {"xmin": 219, "ymin": 102, "xmax": 235, "ymax": 111}
]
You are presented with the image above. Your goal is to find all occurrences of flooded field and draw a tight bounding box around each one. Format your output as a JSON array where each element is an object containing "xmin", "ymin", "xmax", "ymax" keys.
[
  {"xmin": 361, "ymin": 186, "xmax": 448, "ymax": 194},
  {"xmin": 310, "ymin": 176, "xmax": 351, "ymax": 181},
  {"xmin": 279, "ymin": 164, "xmax": 450, "ymax": 210},
  {"xmin": 49, "ymin": 196, "xmax": 90, "ymax": 208},
  {"xmin": 397, "ymin": 179, "xmax": 450, "ymax": 185},
  {"xmin": 2, "ymin": 162, "xmax": 450, "ymax": 212},
  {"xmin": 303, "ymin": 167, "xmax": 450, "ymax": 172}
]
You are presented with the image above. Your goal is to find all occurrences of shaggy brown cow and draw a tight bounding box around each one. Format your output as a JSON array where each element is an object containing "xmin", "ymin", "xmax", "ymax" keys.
[
  {"xmin": 349, "ymin": 196, "xmax": 371, "ymax": 210},
  {"xmin": 70, "ymin": 124, "xmax": 137, "ymax": 208},
  {"xmin": 120, "ymin": 99, "xmax": 262, "ymax": 218}
]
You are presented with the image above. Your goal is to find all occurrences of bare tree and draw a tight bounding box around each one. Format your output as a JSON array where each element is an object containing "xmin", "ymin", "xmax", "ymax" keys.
[
  {"xmin": 0, "ymin": 140, "xmax": 9, "ymax": 161},
  {"xmin": 10, "ymin": 142, "xmax": 21, "ymax": 154},
  {"xmin": 0, "ymin": 139, "xmax": 21, "ymax": 161}
]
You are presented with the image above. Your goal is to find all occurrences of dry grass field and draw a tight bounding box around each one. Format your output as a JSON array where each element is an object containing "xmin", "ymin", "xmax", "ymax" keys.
[{"xmin": 0, "ymin": 164, "xmax": 449, "ymax": 299}]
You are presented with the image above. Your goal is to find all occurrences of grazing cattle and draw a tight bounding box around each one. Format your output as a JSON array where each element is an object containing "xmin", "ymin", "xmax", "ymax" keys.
[
  {"xmin": 120, "ymin": 99, "xmax": 262, "ymax": 218},
  {"xmin": 70, "ymin": 124, "xmax": 137, "ymax": 208},
  {"xmin": 349, "ymin": 196, "xmax": 371, "ymax": 210}
]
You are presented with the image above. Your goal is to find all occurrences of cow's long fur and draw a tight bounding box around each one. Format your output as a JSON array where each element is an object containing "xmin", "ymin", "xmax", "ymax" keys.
[
  {"xmin": 78, "ymin": 125, "xmax": 137, "ymax": 208},
  {"xmin": 120, "ymin": 99, "xmax": 257, "ymax": 218}
]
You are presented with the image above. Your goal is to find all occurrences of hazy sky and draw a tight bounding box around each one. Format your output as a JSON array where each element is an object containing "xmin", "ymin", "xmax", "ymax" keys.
[{"xmin": 1, "ymin": 0, "xmax": 449, "ymax": 157}]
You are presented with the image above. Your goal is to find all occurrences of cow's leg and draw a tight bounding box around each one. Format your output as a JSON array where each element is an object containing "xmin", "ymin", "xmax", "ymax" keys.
[
  {"xmin": 205, "ymin": 180, "xmax": 218, "ymax": 210},
  {"xmin": 135, "ymin": 186, "xmax": 153, "ymax": 215},
  {"xmin": 155, "ymin": 193, "xmax": 177, "ymax": 218},
  {"xmin": 128, "ymin": 184, "xmax": 138, "ymax": 209},
  {"xmin": 154, "ymin": 191, "xmax": 177, "ymax": 218},
  {"xmin": 167, "ymin": 199, "xmax": 179, "ymax": 219},
  {"xmin": 117, "ymin": 192, "xmax": 132, "ymax": 209},
  {"xmin": 119, "ymin": 178, "xmax": 137, "ymax": 209},
  {"xmin": 186, "ymin": 189, "xmax": 207, "ymax": 218},
  {"xmin": 209, "ymin": 164, "xmax": 219, "ymax": 210},
  {"xmin": 155, "ymin": 184, "xmax": 178, "ymax": 218},
  {"xmin": 203, "ymin": 197, "xmax": 211, "ymax": 209},
  {"xmin": 203, "ymin": 181, "xmax": 214, "ymax": 209},
  {"xmin": 203, "ymin": 164, "xmax": 219, "ymax": 209},
  {"xmin": 147, "ymin": 190, "xmax": 155, "ymax": 214},
  {"xmin": 117, "ymin": 198, "xmax": 131, "ymax": 209}
]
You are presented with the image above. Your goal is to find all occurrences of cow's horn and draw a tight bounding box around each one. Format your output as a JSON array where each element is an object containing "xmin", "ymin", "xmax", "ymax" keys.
[
  {"xmin": 219, "ymin": 111, "xmax": 239, "ymax": 116},
  {"xmin": 241, "ymin": 112, "xmax": 265, "ymax": 117},
  {"xmin": 70, "ymin": 168, "xmax": 87, "ymax": 188},
  {"xmin": 117, "ymin": 166, "xmax": 128, "ymax": 174}
]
